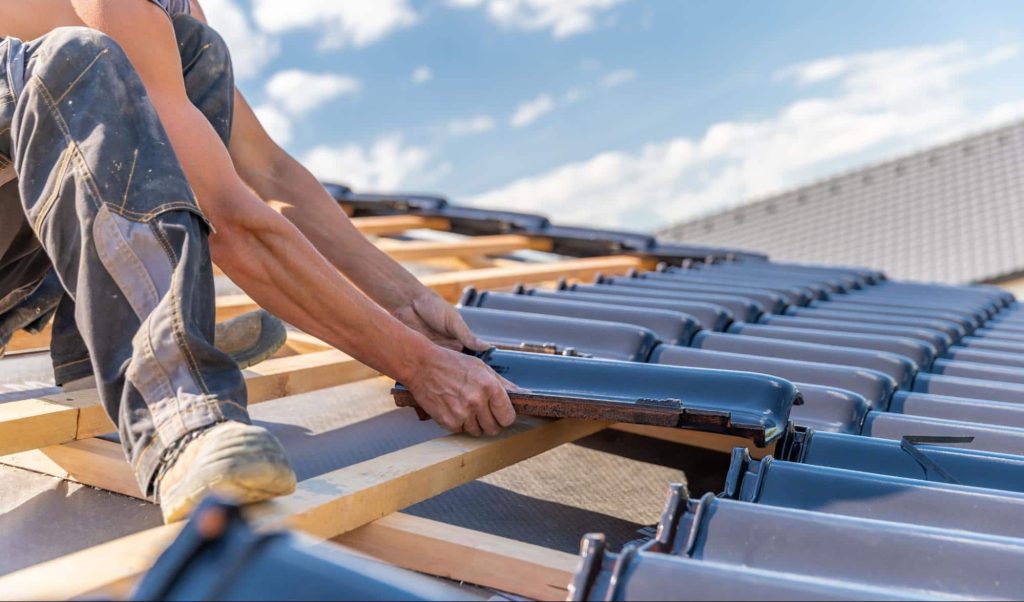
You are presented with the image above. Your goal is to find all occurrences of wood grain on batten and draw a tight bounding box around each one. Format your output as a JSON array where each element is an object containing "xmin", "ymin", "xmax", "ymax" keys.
[
  {"xmin": 422, "ymin": 255, "xmax": 645, "ymax": 302},
  {"xmin": 0, "ymin": 435, "xmax": 577, "ymax": 602},
  {"xmin": 352, "ymin": 215, "xmax": 451, "ymax": 236},
  {"xmin": 0, "ymin": 417, "xmax": 606, "ymax": 600},
  {"xmin": 0, "ymin": 350, "xmax": 376, "ymax": 458},
  {"xmin": 338, "ymin": 514, "xmax": 578, "ymax": 602},
  {"xmin": 612, "ymin": 423, "xmax": 776, "ymax": 458},
  {"xmin": 375, "ymin": 234, "xmax": 550, "ymax": 262},
  {"xmin": 213, "ymin": 255, "xmax": 645, "ymax": 315}
]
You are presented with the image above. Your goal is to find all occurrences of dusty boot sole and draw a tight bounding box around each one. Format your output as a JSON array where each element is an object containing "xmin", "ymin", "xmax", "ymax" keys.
[
  {"xmin": 159, "ymin": 426, "xmax": 297, "ymax": 524},
  {"xmin": 216, "ymin": 310, "xmax": 288, "ymax": 370}
]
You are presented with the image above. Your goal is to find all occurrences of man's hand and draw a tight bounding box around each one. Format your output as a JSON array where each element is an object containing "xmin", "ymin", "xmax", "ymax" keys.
[
  {"xmin": 393, "ymin": 291, "xmax": 490, "ymax": 352},
  {"xmin": 404, "ymin": 347, "xmax": 518, "ymax": 437}
]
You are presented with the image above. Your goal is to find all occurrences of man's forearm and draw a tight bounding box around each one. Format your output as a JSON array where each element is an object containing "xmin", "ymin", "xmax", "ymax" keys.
[
  {"xmin": 248, "ymin": 157, "xmax": 433, "ymax": 313},
  {"xmin": 210, "ymin": 186, "xmax": 435, "ymax": 383}
]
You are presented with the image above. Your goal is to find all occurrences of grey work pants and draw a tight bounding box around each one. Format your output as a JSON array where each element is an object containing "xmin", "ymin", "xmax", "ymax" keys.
[{"xmin": 0, "ymin": 17, "xmax": 249, "ymax": 497}]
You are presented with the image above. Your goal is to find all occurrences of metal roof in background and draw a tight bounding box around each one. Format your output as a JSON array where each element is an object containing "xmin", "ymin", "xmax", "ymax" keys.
[{"xmin": 660, "ymin": 120, "xmax": 1024, "ymax": 285}]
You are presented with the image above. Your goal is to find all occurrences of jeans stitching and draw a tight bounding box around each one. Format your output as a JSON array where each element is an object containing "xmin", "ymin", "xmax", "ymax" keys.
[
  {"xmin": 36, "ymin": 74, "xmax": 210, "ymax": 228},
  {"xmin": 119, "ymin": 148, "xmax": 140, "ymax": 210},
  {"xmin": 150, "ymin": 221, "xmax": 214, "ymax": 397},
  {"xmin": 53, "ymin": 48, "xmax": 109, "ymax": 106},
  {"xmin": 139, "ymin": 313, "xmax": 189, "ymax": 438},
  {"xmin": 53, "ymin": 356, "xmax": 92, "ymax": 370},
  {"xmin": 181, "ymin": 43, "xmax": 213, "ymax": 74},
  {"xmin": 33, "ymin": 75, "xmax": 104, "ymax": 211},
  {"xmin": 32, "ymin": 144, "xmax": 73, "ymax": 234}
]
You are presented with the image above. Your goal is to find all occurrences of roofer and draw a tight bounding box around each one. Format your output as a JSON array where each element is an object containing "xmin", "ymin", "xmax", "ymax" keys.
[{"xmin": 0, "ymin": 0, "xmax": 516, "ymax": 523}]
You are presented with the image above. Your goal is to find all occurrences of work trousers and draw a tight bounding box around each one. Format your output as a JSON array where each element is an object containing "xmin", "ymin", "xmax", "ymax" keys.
[{"xmin": 0, "ymin": 16, "xmax": 249, "ymax": 497}]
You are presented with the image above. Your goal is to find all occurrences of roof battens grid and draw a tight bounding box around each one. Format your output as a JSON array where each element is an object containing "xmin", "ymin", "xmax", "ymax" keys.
[
  {"xmin": 328, "ymin": 186, "xmax": 764, "ymax": 263},
  {"xmin": 8, "ymin": 253, "xmax": 643, "ymax": 352},
  {"xmin": 0, "ymin": 350, "xmax": 377, "ymax": 458},
  {"xmin": 128, "ymin": 499, "xmax": 479, "ymax": 601},
  {"xmin": 7, "ymin": 188, "xmax": 1024, "ymax": 598},
  {"xmin": 0, "ymin": 414, "xmax": 609, "ymax": 599}
]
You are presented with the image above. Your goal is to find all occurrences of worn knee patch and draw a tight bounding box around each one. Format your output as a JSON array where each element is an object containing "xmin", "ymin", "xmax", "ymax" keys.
[
  {"xmin": 34, "ymin": 27, "xmax": 131, "ymax": 88},
  {"xmin": 92, "ymin": 205, "xmax": 222, "ymax": 445}
]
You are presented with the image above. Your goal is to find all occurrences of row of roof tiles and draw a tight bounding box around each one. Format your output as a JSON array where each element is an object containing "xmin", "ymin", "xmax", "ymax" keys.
[
  {"xmin": 106, "ymin": 188, "xmax": 1018, "ymax": 599},
  {"xmin": 331, "ymin": 189, "xmax": 1024, "ymax": 600}
]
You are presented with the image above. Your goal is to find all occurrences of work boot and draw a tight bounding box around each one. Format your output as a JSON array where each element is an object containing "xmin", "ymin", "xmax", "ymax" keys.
[
  {"xmin": 0, "ymin": 272, "xmax": 63, "ymax": 360},
  {"xmin": 60, "ymin": 309, "xmax": 288, "ymax": 391},
  {"xmin": 156, "ymin": 421, "xmax": 297, "ymax": 524},
  {"xmin": 215, "ymin": 309, "xmax": 288, "ymax": 370}
]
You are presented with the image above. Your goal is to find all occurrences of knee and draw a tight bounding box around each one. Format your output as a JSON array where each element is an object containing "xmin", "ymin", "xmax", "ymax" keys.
[
  {"xmin": 39, "ymin": 27, "xmax": 128, "ymax": 65},
  {"xmin": 173, "ymin": 15, "xmax": 233, "ymax": 76},
  {"xmin": 33, "ymin": 27, "xmax": 134, "ymax": 84}
]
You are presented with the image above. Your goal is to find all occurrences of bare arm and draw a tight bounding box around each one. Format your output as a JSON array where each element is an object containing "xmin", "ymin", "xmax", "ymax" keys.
[
  {"xmin": 189, "ymin": 0, "xmax": 485, "ymax": 352},
  {"xmin": 70, "ymin": 0, "xmax": 515, "ymax": 435},
  {"xmin": 229, "ymin": 90, "xmax": 487, "ymax": 350}
]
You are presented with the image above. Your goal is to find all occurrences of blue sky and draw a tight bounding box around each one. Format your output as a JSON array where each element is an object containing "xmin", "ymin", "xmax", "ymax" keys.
[{"xmin": 202, "ymin": 0, "xmax": 1024, "ymax": 231}]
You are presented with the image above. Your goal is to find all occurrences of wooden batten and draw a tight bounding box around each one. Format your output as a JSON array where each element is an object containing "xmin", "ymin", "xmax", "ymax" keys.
[
  {"xmin": 420, "ymin": 255, "xmax": 644, "ymax": 301},
  {"xmin": 207, "ymin": 255, "xmax": 644, "ymax": 318},
  {"xmin": 612, "ymin": 423, "xmax": 775, "ymax": 458},
  {"xmin": 338, "ymin": 514, "xmax": 578, "ymax": 602},
  {"xmin": 0, "ymin": 350, "xmax": 376, "ymax": 458},
  {"xmin": 0, "ymin": 417, "xmax": 606, "ymax": 599},
  {"xmin": 375, "ymin": 234, "xmax": 550, "ymax": 262},
  {"xmin": 351, "ymin": 215, "xmax": 451, "ymax": 236}
]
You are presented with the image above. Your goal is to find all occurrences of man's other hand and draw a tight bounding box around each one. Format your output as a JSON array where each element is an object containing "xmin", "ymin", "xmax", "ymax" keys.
[
  {"xmin": 393, "ymin": 291, "xmax": 489, "ymax": 352},
  {"xmin": 405, "ymin": 347, "xmax": 518, "ymax": 437}
]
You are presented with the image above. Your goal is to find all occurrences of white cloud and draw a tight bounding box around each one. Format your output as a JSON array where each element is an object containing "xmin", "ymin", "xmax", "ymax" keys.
[
  {"xmin": 252, "ymin": 104, "xmax": 294, "ymax": 145},
  {"xmin": 412, "ymin": 66, "xmax": 434, "ymax": 85},
  {"xmin": 251, "ymin": 0, "xmax": 418, "ymax": 51},
  {"xmin": 448, "ymin": 115, "xmax": 497, "ymax": 136},
  {"xmin": 467, "ymin": 42, "xmax": 1023, "ymax": 230},
  {"xmin": 983, "ymin": 43, "xmax": 1020, "ymax": 65},
  {"xmin": 264, "ymin": 70, "xmax": 361, "ymax": 116},
  {"xmin": 985, "ymin": 100, "xmax": 1024, "ymax": 126},
  {"xmin": 510, "ymin": 94, "xmax": 556, "ymax": 128},
  {"xmin": 563, "ymin": 88, "xmax": 586, "ymax": 103},
  {"xmin": 199, "ymin": 0, "xmax": 279, "ymax": 80},
  {"xmin": 449, "ymin": 0, "xmax": 630, "ymax": 39},
  {"xmin": 776, "ymin": 57, "xmax": 848, "ymax": 84},
  {"xmin": 600, "ymin": 68, "xmax": 637, "ymax": 88},
  {"xmin": 303, "ymin": 136, "xmax": 432, "ymax": 190}
]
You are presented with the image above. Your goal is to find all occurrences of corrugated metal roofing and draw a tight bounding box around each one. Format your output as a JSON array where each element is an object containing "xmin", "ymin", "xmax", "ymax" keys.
[{"xmin": 659, "ymin": 120, "xmax": 1024, "ymax": 285}]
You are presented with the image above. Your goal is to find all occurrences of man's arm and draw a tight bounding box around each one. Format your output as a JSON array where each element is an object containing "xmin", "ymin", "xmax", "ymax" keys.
[
  {"xmin": 229, "ymin": 89, "xmax": 487, "ymax": 350},
  {"xmin": 70, "ymin": 0, "xmax": 515, "ymax": 436},
  {"xmin": 189, "ymin": 0, "xmax": 487, "ymax": 352}
]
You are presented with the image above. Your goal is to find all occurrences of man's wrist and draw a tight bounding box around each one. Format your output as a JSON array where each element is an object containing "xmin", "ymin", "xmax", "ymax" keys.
[{"xmin": 390, "ymin": 328, "xmax": 439, "ymax": 385}]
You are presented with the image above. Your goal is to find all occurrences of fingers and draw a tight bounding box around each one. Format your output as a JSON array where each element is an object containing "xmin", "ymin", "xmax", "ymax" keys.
[
  {"xmin": 462, "ymin": 415, "xmax": 484, "ymax": 438},
  {"xmin": 475, "ymin": 400, "xmax": 502, "ymax": 437},
  {"xmin": 450, "ymin": 313, "xmax": 491, "ymax": 352},
  {"xmin": 425, "ymin": 403, "xmax": 461, "ymax": 433},
  {"xmin": 499, "ymin": 375, "xmax": 527, "ymax": 394},
  {"xmin": 488, "ymin": 382, "xmax": 517, "ymax": 428},
  {"xmin": 437, "ymin": 338, "xmax": 463, "ymax": 352}
]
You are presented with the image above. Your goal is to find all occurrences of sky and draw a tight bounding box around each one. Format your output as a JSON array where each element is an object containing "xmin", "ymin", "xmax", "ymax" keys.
[{"xmin": 201, "ymin": 0, "xmax": 1024, "ymax": 232}]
